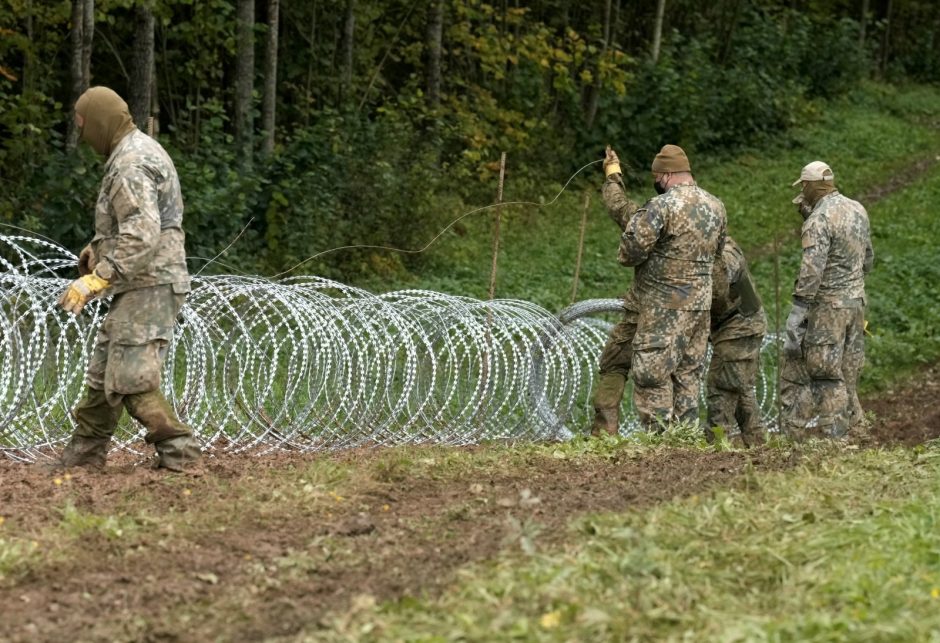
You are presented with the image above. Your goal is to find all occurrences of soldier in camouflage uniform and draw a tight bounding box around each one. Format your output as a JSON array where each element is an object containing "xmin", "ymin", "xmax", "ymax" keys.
[
  {"xmin": 592, "ymin": 145, "xmax": 726, "ymax": 432},
  {"xmin": 706, "ymin": 236, "xmax": 766, "ymax": 446},
  {"xmin": 782, "ymin": 161, "xmax": 873, "ymax": 438},
  {"xmin": 56, "ymin": 86, "xmax": 201, "ymax": 471}
]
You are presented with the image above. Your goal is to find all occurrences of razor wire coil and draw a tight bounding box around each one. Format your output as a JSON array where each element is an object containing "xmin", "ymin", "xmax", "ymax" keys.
[{"xmin": 0, "ymin": 235, "xmax": 780, "ymax": 461}]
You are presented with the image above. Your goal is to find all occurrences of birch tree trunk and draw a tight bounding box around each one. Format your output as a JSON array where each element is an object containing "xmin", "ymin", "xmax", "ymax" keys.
[
  {"xmin": 235, "ymin": 0, "xmax": 255, "ymax": 163},
  {"xmin": 128, "ymin": 1, "xmax": 154, "ymax": 130},
  {"xmin": 651, "ymin": 0, "xmax": 666, "ymax": 63},
  {"xmin": 81, "ymin": 0, "xmax": 94, "ymax": 86},
  {"xmin": 261, "ymin": 0, "xmax": 279, "ymax": 157},
  {"xmin": 66, "ymin": 0, "xmax": 84, "ymax": 150}
]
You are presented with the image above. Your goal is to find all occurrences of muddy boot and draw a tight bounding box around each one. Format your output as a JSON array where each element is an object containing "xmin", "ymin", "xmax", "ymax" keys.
[
  {"xmin": 591, "ymin": 407, "xmax": 620, "ymax": 437},
  {"xmin": 59, "ymin": 435, "xmax": 111, "ymax": 468},
  {"xmin": 591, "ymin": 372, "xmax": 626, "ymax": 437},
  {"xmin": 152, "ymin": 435, "xmax": 203, "ymax": 472},
  {"xmin": 739, "ymin": 428, "xmax": 766, "ymax": 448}
]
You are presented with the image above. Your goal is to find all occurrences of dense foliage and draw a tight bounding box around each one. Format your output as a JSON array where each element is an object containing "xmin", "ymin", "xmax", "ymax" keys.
[{"xmin": 1, "ymin": 0, "xmax": 938, "ymax": 278}]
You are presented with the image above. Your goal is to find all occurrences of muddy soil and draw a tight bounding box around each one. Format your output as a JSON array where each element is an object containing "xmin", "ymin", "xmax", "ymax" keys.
[
  {"xmin": 1, "ymin": 361, "xmax": 936, "ymax": 643},
  {"xmin": 864, "ymin": 362, "xmax": 940, "ymax": 446},
  {"xmin": 0, "ymin": 447, "xmax": 785, "ymax": 642}
]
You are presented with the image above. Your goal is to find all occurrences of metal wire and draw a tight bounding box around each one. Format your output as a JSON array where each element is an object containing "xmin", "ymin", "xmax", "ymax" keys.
[{"xmin": 1, "ymin": 235, "xmax": 781, "ymax": 461}]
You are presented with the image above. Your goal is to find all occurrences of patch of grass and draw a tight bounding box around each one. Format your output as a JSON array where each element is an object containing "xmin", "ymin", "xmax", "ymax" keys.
[
  {"xmin": 58, "ymin": 501, "xmax": 145, "ymax": 541},
  {"xmin": 0, "ymin": 536, "xmax": 40, "ymax": 585},
  {"xmin": 319, "ymin": 442, "xmax": 940, "ymax": 641}
]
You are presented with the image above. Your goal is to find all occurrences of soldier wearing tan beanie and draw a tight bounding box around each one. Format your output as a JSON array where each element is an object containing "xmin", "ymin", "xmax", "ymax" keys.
[{"xmin": 591, "ymin": 144, "xmax": 727, "ymax": 433}]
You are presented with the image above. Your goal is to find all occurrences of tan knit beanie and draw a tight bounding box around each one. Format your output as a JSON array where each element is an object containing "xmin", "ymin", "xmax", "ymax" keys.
[{"xmin": 650, "ymin": 144, "xmax": 691, "ymax": 173}]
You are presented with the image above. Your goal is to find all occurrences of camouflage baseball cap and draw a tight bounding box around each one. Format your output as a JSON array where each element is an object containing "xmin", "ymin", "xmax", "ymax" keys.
[{"xmin": 791, "ymin": 161, "xmax": 834, "ymax": 186}]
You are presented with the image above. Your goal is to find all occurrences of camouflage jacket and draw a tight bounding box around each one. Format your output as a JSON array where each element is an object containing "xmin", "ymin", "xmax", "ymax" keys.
[
  {"xmin": 711, "ymin": 237, "xmax": 766, "ymax": 342},
  {"xmin": 793, "ymin": 191, "xmax": 873, "ymax": 307},
  {"xmin": 90, "ymin": 129, "xmax": 190, "ymax": 295},
  {"xmin": 603, "ymin": 179, "xmax": 726, "ymax": 311}
]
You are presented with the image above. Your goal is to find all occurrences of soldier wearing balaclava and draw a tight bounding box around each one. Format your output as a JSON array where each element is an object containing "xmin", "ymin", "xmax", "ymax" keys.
[{"xmin": 57, "ymin": 86, "xmax": 201, "ymax": 471}]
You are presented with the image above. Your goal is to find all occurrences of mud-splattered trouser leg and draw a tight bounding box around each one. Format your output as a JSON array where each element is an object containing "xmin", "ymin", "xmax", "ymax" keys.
[
  {"xmin": 803, "ymin": 303, "xmax": 864, "ymax": 438},
  {"xmin": 632, "ymin": 306, "xmax": 709, "ymax": 431},
  {"xmin": 591, "ymin": 306, "xmax": 639, "ymax": 436},
  {"xmin": 706, "ymin": 334, "xmax": 765, "ymax": 444},
  {"xmin": 68, "ymin": 284, "xmax": 200, "ymax": 469},
  {"xmin": 841, "ymin": 308, "xmax": 866, "ymax": 429},
  {"xmin": 780, "ymin": 353, "xmax": 814, "ymax": 437}
]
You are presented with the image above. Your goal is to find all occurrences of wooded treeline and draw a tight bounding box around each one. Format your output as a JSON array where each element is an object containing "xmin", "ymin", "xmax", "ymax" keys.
[{"xmin": 1, "ymin": 0, "xmax": 938, "ymax": 278}]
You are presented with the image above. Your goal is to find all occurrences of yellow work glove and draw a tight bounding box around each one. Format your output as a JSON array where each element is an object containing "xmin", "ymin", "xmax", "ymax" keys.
[
  {"xmin": 604, "ymin": 145, "xmax": 622, "ymax": 177},
  {"xmin": 78, "ymin": 244, "xmax": 97, "ymax": 276},
  {"xmin": 58, "ymin": 272, "xmax": 110, "ymax": 315}
]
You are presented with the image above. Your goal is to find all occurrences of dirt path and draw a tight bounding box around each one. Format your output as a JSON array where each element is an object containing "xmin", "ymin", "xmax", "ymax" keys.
[{"xmin": 0, "ymin": 447, "xmax": 786, "ymax": 642}]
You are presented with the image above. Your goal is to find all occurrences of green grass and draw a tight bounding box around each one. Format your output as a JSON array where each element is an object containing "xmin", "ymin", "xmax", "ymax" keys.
[{"xmin": 318, "ymin": 440, "xmax": 940, "ymax": 642}]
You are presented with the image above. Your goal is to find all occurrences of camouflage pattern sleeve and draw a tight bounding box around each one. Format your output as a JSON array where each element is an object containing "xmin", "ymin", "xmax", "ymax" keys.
[
  {"xmin": 863, "ymin": 232, "xmax": 874, "ymax": 275},
  {"xmin": 96, "ymin": 166, "xmax": 161, "ymax": 284},
  {"xmin": 618, "ymin": 201, "xmax": 664, "ymax": 267},
  {"xmin": 601, "ymin": 178, "xmax": 640, "ymax": 231},
  {"xmin": 793, "ymin": 215, "xmax": 830, "ymax": 305}
]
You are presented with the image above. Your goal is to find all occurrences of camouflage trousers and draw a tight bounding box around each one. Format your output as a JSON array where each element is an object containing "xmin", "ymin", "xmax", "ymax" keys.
[
  {"xmin": 632, "ymin": 306, "xmax": 710, "ymax": 429},
  {"xmin": 781, "ymin": 303, "xmax": 865, "ymax": 437},
  {"xmin": 74, "ymin": 284, "xmax": 195, "ymax": 445},
  {"xmin": 591, "ymin": 307, "xmax": 639, "ymax": 435},
  {"xmin": 706, "ymin": 334, "xmax": 764, "ymax": 444}
]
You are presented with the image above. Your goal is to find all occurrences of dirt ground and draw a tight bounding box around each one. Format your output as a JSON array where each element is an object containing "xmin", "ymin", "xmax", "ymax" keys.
[
  {"xmin": 1, "ymin": 444, "xmax": 788, "ymax": 642},
  {"xmin": 1, "ymin": 372, "xmax": 937, "ymax": 643},
  {"xmin": 864, "ymin": 362, "xmax": 940, "ymax": 446}
]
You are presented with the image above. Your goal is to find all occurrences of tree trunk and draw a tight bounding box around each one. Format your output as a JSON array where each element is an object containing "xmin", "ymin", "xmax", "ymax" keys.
[
  {"xmin": 304, "ymin": 1, "xmax": 317, "ymax": 126},
  {"xmin": 859, "ymin": 0, "xmax": 870, "ymax": 48},
  {"xmin": 651, "ymin": 0, "xmax": 666, "ymax": 63},
  {"xmin": 341, "ymin": 0, "xmax": 355, "ymax": 104},
  {"xmin": 150, "ymin": 54, "xmax": 160, "ymax": 137},
  {"xmin": 81, "ymin": 0, "xmax": 94, "ymax": 86},
  {"xmin": 128, "ymin": 1, "xmax": 154, "ymax": 129},
  {"xmin": 66, "ymin": 0, "xmax": 84, "ymax": 150},
  {"xmin": 426, "ymin": 0, "xmax": 443, "ymax": 109},
  {"xmin": 235, "ymin": 0, "xmax": 255, "ymax": 163},
  {"xmin": 261, "ymin": 0, "xmax": 279, "ymax": 157},
  {"xmin": 880, "ymin": 0, "xmax": 892, "ymax": 77},
  {"xmin": 585, "ymin": 0, "xmax": 612, "ymax": 129}
]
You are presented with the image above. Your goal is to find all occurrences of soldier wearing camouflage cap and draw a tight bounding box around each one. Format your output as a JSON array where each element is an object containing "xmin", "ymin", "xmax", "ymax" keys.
[
  {"xmin": 56, "ymin": 86, "xmax": 201, "ymax": 471},
  {"xmin": 592, "ymin": 144, "xmax": 726, "ymax": 433},
  {"xmin": 707, "ymin": 236, "xmax": 766, "ymax": 446},
  {"xmin": 782, "ymin": 161, "xmax": 873, "ymax": 438}
]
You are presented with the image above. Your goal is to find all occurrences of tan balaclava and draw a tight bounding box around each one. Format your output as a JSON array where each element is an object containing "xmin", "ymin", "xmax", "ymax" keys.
[
  {"xmin": 801, "ymin": 179, "xmax": 836, "ymax": 208},
  {"xmin": 650, "ymin": 144, "xmax": 691, "ymax": 174},
  {"xmin": 75, "ymin": 87, "xmax": 137, "ymax": 157}
]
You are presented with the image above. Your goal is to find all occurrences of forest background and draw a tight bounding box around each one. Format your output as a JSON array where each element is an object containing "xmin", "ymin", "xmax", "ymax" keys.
[{"xmin": 1, "ymin": 0, "xmax": 938, "ymax": 294}]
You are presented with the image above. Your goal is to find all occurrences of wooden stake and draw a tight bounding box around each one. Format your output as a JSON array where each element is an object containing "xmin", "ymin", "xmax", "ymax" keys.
[
  {"xmin": 773, "ymin": 227, "xmax": 782, "ymax": 434},
  {"xmin": 488, "ymin": 152, "xmax": 507, "ymax": 302},
  {"xmin": 570, "ymin": 192, "xmax": 590, "ymax": 304}
]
